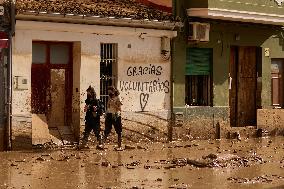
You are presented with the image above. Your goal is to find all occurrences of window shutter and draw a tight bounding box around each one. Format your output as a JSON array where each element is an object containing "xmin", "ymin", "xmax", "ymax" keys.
[{"xmin": 185, "ymin": 48, "xmax": 212, "ymax": 75}]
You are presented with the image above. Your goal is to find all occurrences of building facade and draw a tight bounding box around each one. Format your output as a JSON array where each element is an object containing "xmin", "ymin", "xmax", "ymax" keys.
[
  {"xmin": 172, "ymin": 0, "xmax": 284, "ymax": 140},
  {"xmin": 11, "ymin": 0, "xmax": 178, "ymax": 149}
]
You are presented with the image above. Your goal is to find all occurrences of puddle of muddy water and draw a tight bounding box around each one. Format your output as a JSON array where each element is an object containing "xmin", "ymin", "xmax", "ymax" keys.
[{"xmin": 0, "ymin": 137, "xmax": 284, "ymax": 189}]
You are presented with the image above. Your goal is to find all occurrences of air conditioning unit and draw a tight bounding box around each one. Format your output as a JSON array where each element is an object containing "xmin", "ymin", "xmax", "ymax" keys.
[{"xmin": 188, "ymin": 22, "xmax": 210, "ymax": 42}]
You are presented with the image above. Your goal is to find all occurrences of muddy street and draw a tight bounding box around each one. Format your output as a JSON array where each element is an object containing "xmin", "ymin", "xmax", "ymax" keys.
[{"xmin": 0, "ymin": 137, "xmax": 284, "ymax": 189}]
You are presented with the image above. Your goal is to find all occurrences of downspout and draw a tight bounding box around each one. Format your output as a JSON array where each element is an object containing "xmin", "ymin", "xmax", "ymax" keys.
[
  {"xmin": 168, "ymin": 37, "xmax": 174, "ymax": 142},
  {"xmin": 6, "ymin": 0, "xmax": 15, "ymax": 150},
  {"xmin": 6, "ymin": 30, "xmax": 12, "ymax": 150},
  {"xmin": 168, "ymin": 0, "xmax": 177, "ymax": 142}
]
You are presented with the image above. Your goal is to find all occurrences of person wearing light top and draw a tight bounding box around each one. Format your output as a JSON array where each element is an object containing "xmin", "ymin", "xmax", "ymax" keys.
[{"xmin": 103, "ymin": 86, "xmax": 123, "ymax": 149}]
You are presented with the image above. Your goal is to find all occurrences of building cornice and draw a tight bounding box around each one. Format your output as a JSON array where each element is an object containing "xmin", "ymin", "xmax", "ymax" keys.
[
  {"xmin": 16, "ymin": 20, "xmax": 178, "ymax": 38},
  {"xmin": 187, "ymin": 8, "xmax": 284, "ymax": 25}
]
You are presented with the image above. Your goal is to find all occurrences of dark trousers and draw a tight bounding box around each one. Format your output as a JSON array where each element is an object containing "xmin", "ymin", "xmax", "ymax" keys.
[
  {"xmin": 83, "ymin": 115, "xmax": 101, "ymax": 141},
  {"xmin": 104, "ymin": 113, "xmax": 122, "ymax": 138}
]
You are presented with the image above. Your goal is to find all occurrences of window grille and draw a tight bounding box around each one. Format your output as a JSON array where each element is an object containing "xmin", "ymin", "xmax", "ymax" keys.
[
  {"xmin": 100, "ymin": 43, "xmax": 118, "ymax": 108},
  {"xmin": 185, "ymin": 75, "xmax": 211, "ymax": 106}
]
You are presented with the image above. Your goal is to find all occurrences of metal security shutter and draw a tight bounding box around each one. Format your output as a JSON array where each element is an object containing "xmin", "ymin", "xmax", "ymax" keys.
[{"xmin": 185, "ymin": 48, "xmax": 212, "ymax": 75}]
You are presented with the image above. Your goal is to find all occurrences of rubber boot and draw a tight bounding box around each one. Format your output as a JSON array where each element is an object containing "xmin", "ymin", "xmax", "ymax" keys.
[
  {"xmin": 96, "ymin": 135, "xmax": 105, "ymax": 150},
  {"xmin": 79, "ymin": 138, "xmax": 88, "ymax": 149},
  {"xmin": 98, "ymin": 135, "xmax": 103, "ymax": 145},
  {"xmin": 115, "ymin": 134, "xmax": 123, "ymax": 151},
  {"xmin": 118, "ymin": 134, "xmax": 122, "ymax": 148},
  {"xmin": 101, "ymin": 135, "xmax": 107, "ymax": 144}
]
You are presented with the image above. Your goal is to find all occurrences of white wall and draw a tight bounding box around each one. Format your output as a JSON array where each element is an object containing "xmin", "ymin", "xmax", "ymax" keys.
[
  {"xmin": 13, "ymin": 20, "xmax": 176, "ymax": 138},
  {"xmin": 118, "ymin": 36, "xmax": 170, "ymax": 112}
]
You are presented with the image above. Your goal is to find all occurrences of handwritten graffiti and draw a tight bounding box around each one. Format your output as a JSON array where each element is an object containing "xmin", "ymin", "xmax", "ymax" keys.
[
  {"xmin": 122, "ymin": 64, "xmax": 169, "ymax": 111},
  {"xmin": 140, "ymin": 93, "xmax": 149, "ymax": 111},
  {"xmin": 119, "ymin": 79, "xmax": 170, "ymax": 94},
  {"xmin": 127, "ymin": 64, "xmax": 162, "ymax": 76}
]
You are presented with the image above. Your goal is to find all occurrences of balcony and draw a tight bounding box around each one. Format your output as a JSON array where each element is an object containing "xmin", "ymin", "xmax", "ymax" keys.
[{"xmin": 187, "ymin": 0, "xmax": 284, "ymax": 25}]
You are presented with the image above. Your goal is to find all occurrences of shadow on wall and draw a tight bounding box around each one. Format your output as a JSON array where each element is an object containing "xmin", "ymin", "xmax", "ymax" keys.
[
  {"xmin": 279, "ymin": 32, "xmax": 284, "ymax": 51},
  {"xmin": 12, "ymin": 134, "xmax": 32, "ymax": 150},
  {"xmin": 32, "ymin": 114, "xmax": 76, "ymax": 147}
]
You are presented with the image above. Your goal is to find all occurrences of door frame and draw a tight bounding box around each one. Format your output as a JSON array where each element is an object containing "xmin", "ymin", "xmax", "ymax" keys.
[{"xmin": 31, "ymin": 41, "xmax": 73, "ymax": 126}]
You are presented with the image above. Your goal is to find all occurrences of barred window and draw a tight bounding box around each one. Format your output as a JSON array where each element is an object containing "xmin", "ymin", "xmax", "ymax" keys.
[
  {"xmin": 185, "ymin": 48, "xmax": 212, "ymax": 106},
  {"xmin": 100, "ymin": 43, "xmax": 118, "ymax": 108}
]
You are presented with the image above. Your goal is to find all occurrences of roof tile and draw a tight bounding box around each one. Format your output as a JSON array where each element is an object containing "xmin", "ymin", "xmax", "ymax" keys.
[{"xmin": 16, "ymin": 0, "xmax": 174, "ymax": 21}]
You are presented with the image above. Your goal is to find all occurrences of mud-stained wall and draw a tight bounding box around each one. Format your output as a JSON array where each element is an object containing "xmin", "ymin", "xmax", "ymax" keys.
[
  {"xmin": 261, "ymin": 35, "xmax": 284, "ymax": 108},
  {"xmin": 257, "ymin": 109, "xmax": 284, "ymax": 135},
  {"xmin": 72, "ymin": 42, "xmax": 81, "ymax": 141},
  {"xmin": 13, "ymin": 20, "xmax": 176, "ymax": 147},
  {"xmin": 118, "ymin": 36, "xmax": 170, "ymax": 112},
  {"xmin": 116, "ymin": 36, "xmax": 171, "ymax": 142},
  {"xmin": 172, "ymin": 2, "xmax": 282, "ymax": 139},
  {"xmin": 173, "ymin": 23, "xmax": 274, "ymax": 108},
  {"xmin": 11, "ymin": 117, "xmax": 32, "ymax": 150},
  {"xmin": 173, "ymin": 107, "xmax": 229, "ymax": 140},
  {"xmin": 0, "ymin": 49, "xmax": 6, "ymax": 151},
  {"xmin": 12, "ymin": 31, "xmax": 33, "ymax": 149}
]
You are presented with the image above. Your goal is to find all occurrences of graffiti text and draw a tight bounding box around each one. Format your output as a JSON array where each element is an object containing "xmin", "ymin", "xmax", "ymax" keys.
[
  {"xmin": 119, "ymin": 79, "xmax": 170, "ymax": 94},
  {"xmin": 127, "ymin": 64, "xmax": 162, "ymax": 76}
]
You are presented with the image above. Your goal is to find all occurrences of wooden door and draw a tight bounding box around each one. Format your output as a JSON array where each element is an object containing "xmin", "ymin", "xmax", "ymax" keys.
[
  {"xmin": 271, "ymin": 59, "xmax": 284, "ymax": 108},
  {"xmin": 237, "ymin": 47, "xmax": 256, "ymax": 126},
  {"xmin": 47, "ymin": 69, "xmax": 66, "ymax": 128},
  {"xmin": 229, "ymin": 46, "xmax": 257, "ymax": 127},
  {"xmin": 31, "ymin": 65, "xmax": 49, "ymax": 114}
]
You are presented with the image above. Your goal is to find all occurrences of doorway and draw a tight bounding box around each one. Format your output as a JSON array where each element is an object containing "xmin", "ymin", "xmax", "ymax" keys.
[
  {"xmin": 229, "ymin": 46, "xmax": 258, "ymax": 127},
  {"xmin": 31, "ymin": 42, "xmax": 73, "ymax": 144}
]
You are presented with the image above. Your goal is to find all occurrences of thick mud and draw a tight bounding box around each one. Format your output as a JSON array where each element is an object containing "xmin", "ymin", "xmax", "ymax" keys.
[{"xmin": 1, "ymin": 137, "xmax": 284, "ymax": 189}]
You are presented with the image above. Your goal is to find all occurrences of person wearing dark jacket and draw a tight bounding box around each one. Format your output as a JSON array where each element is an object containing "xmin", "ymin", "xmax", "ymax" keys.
[{"xmin": 81, "ymin": 85, "xmax": 104, "ymax": 148}]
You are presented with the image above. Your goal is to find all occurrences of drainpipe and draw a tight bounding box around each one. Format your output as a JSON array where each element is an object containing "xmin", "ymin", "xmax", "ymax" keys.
[
  {"xmin": 168, "ymin": 38, "xmax": 174, "ymax": 142},
  {"xmin": 6, "ymin": 31, "xmax": 12, "ymax": 150},
  {"xmin": 168, "ymin": 0, "xmax": 177, "ymax": 142},
  {"xmin": 6, "ymin": 0, "xmax": 15, "ymax": 150}
]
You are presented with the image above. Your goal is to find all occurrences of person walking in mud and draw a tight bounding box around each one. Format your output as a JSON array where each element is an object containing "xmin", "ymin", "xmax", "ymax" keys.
[
  {"xmin": 103, "ymin": 86, "xmax": 123, "ymax": 150},
  {"xmin": 80, "ymin": 85, "xmax": 104, "ymax": 148}
]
